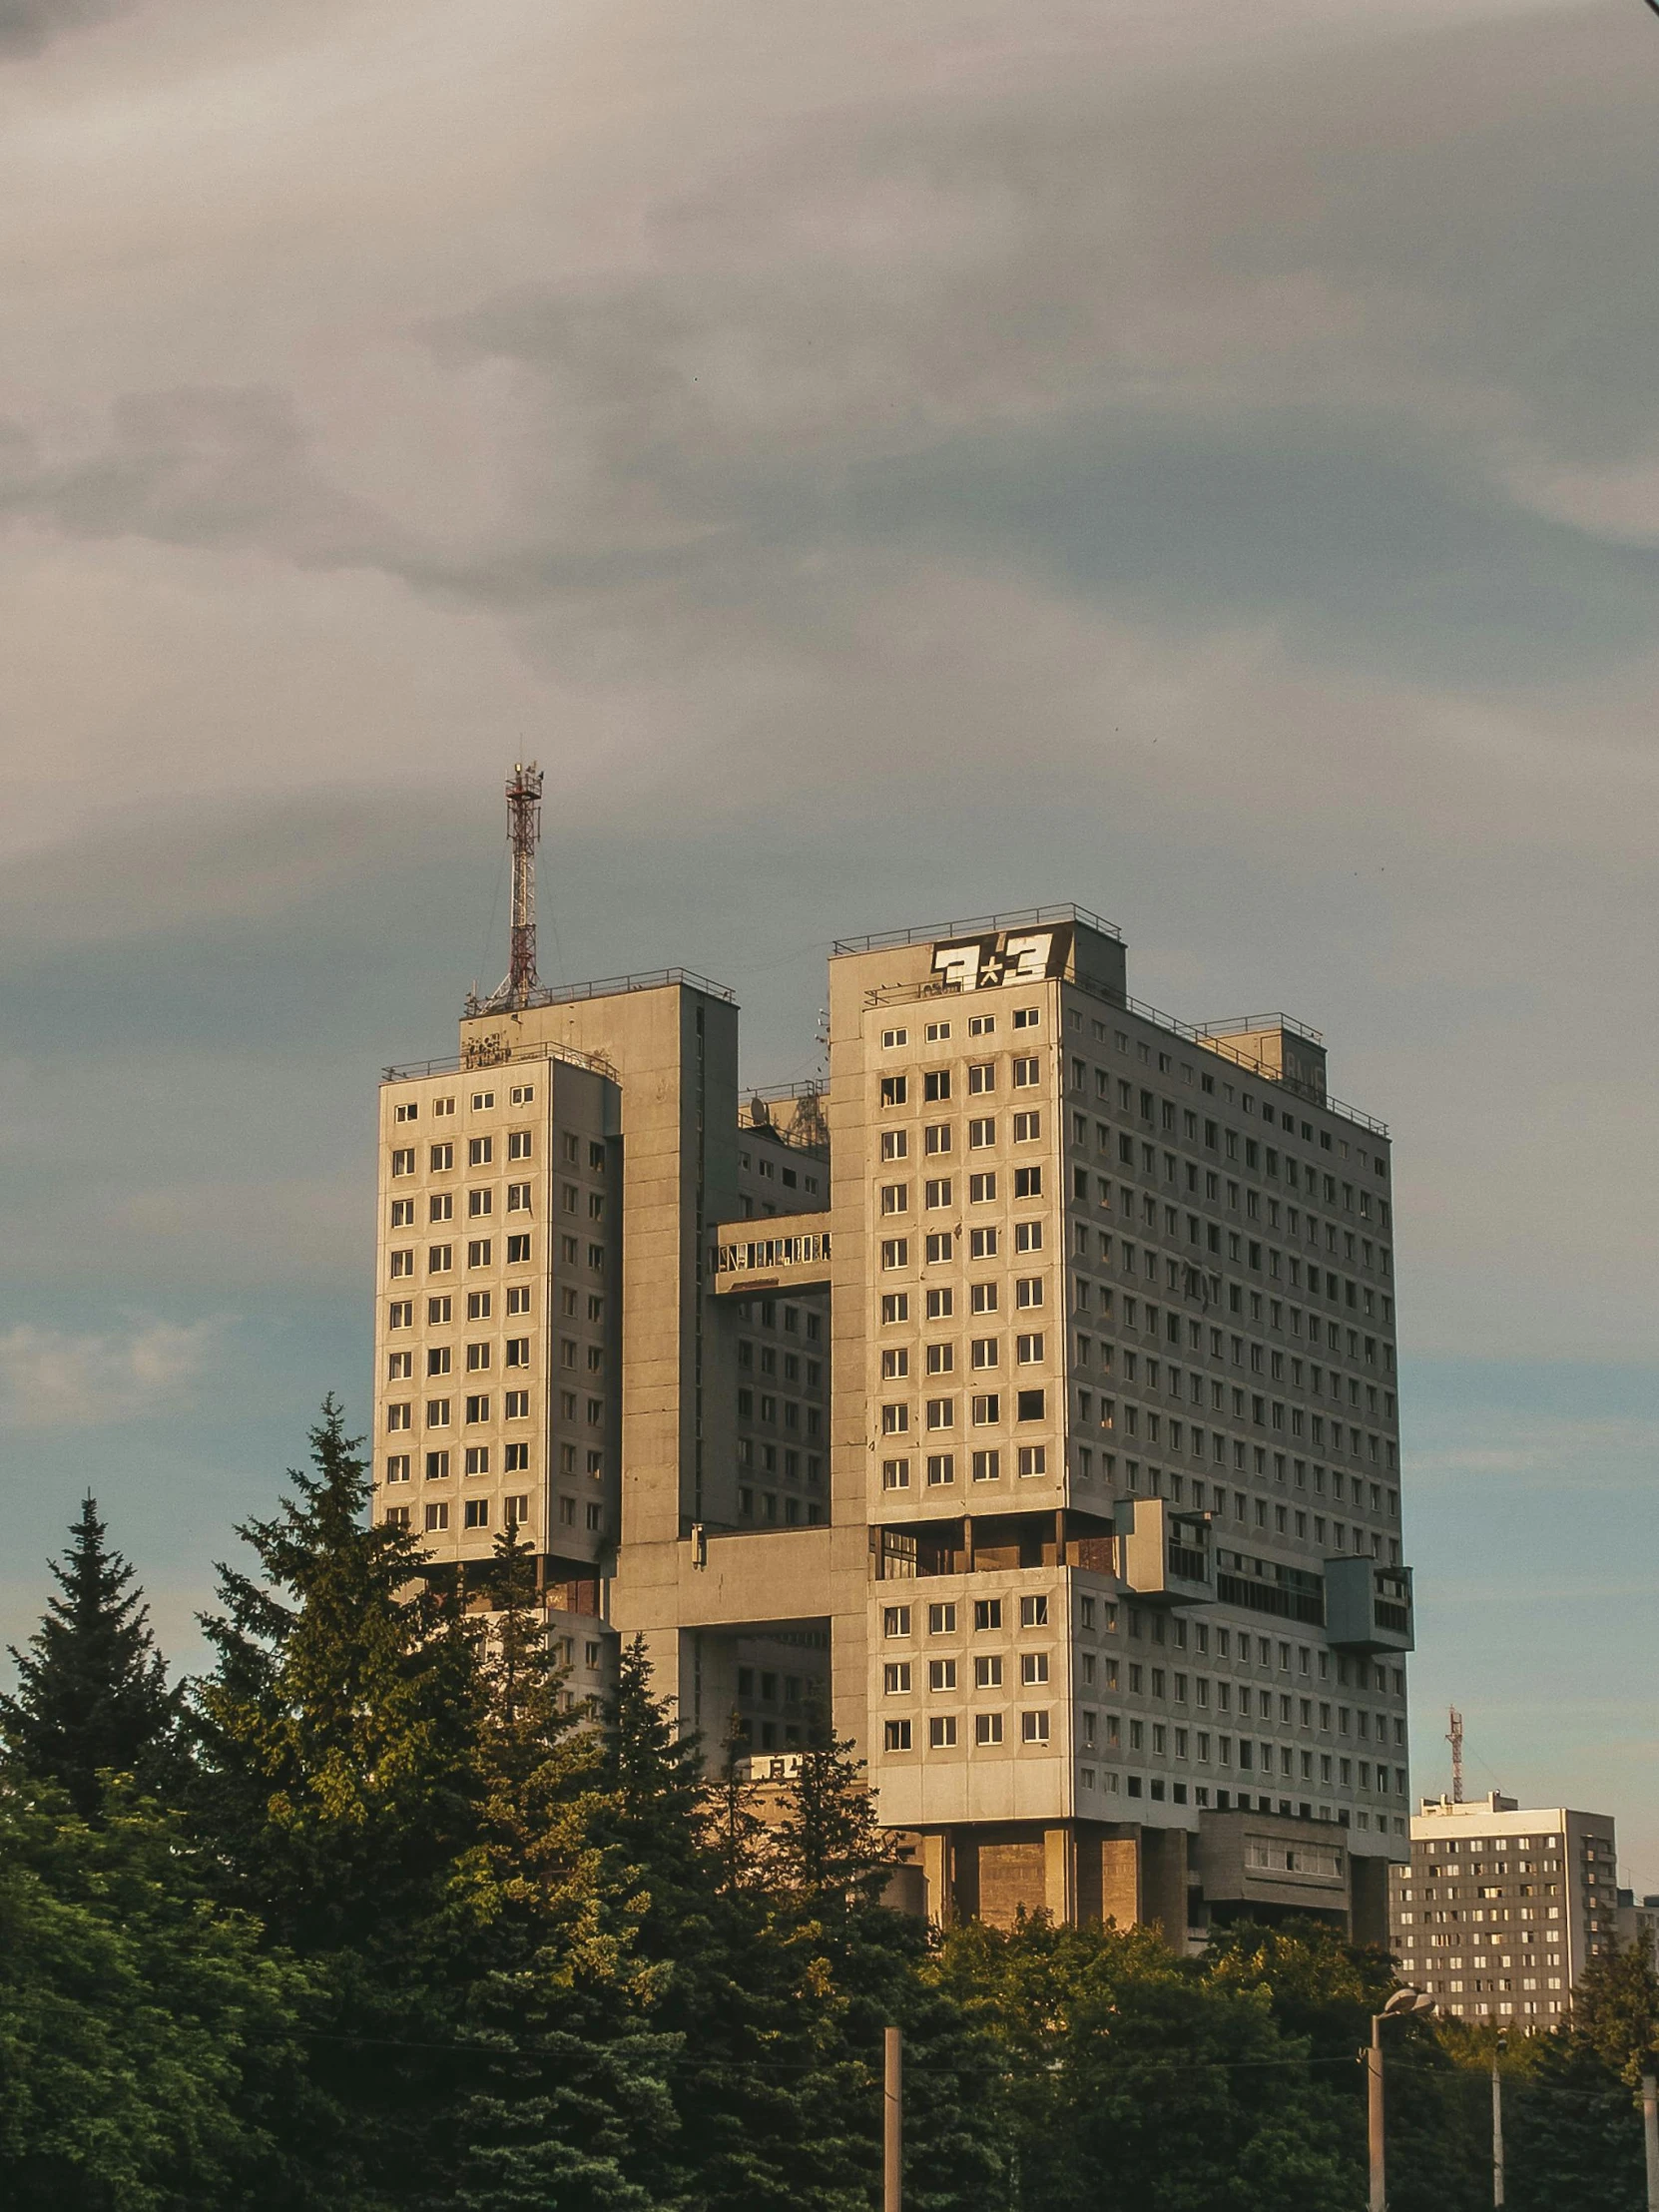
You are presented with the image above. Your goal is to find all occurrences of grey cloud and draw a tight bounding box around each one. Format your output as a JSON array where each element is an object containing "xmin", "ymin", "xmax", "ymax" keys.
[
  {"xmin": 0, "ymin": 0, "xmax": 125, "ymax": 58},
  {"xmin": 0, "ymin": 386, "xmax": 408, "ymax": 570}
]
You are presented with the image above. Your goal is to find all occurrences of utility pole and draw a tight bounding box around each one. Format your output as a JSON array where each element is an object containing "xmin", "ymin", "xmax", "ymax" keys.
[
  {"xmin": 1368, "ymin": 1988, "xmax": 1435, "ymax": 2212},
  {"xmin": 1642, "ymin": 2072, "xmax": 1658, "ymax": 2212},
  {"xmin": 477, "ymin": 761, "xmax": 544, "ymax": 1014},
  {"xmin": 1492, "ymin": 2030, "xmax": 1506, "ymax": 2208},
  {"xmin": 884, "ymin": 2025, "xmax": 902, "ymax": 2212}
]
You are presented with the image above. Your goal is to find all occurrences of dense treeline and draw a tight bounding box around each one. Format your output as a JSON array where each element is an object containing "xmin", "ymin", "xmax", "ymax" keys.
[{"xmin": 2, "ymin": 1404, "xmax": 1656, "ymax": 2209}]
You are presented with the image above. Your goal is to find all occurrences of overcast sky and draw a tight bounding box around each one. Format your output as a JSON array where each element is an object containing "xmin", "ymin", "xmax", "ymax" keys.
[{"xmin": 1, "ymin": 0, "xmax": 1656, "ymax": 1875}]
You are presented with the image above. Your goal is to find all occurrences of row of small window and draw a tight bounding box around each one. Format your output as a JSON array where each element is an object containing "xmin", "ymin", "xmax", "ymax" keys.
[
  {"xmin": 737, "ymin": 1441, "xmax": 824, "ymax": 1483},
  {"xmin": 883, "ymin": 1711, "xmax": 1050, "ymax": 1749},
  {"xmin": 730, "ymin": 1297, "xmax": 824, "ymax": 1339},
  {"xmin": 387, "ymin": 1496, "xmax": 531, "ymax": 1532},
  {"xmin": 881, "ymin": 1595, "xmax": 1050, "ymax": 1634},
  {"xmin": 390, "ymin": 1185, "xmax": 535, "ymax": 1226},
  {"xmin": 878, "ymin": 1115, "xmax": 1042, "ymax": 1160},
  {"xmin": 880, "ymin": 1446, "xmax": 1048, "ymax": 1486},
  {"xmin": 390, "ymin": 1132, "xmax": 538, "ymax": 1175},
  {"xmin": 390, "ymin": 1236, "xmax": 535, "ymax": 1278},
  {"xmin": 879, "ymin": 1282, "xmax": 1044, "ymax": 1324},
  {"xmin": 387, "ymin": 1289, "xmax": 534, "ymax": 1330},
  {"xmin": 879, "ymin": 1226, "xmax": 1043, "ymax": 1269},
  {"xmin": 386, "ymin": 1446, "xmax": 532, "ymax": 1479},
  {"xmin": 885, "ymin": 1651, "xmax": 1052, "ymax": 1692},
  {"xmin": 1061, "ymin": 1062, "xmax": 1386, "ymax": 1188},
  {"xmin": 742, "ymin": 1150, "xmax": 820, "ymax": 1196},
  {"xmin": 392, "ymin": 1083, "xmax": 537, "ymax": 1124},
  {"xmin": 736, "ymin": 1491, "xmax": 824, "ymax": 1524},
  {"xmin": 737, "ymin": 1342, "xmax": 823, "ymax": 1384},
  {"xmin": 387, "ymin": 1340, "xmax": 526, "ymax": 1380},
  {"xmin": 879, "ymin": 1009, "xmax": 1039, "ymax": 1047},
  {"xmin": 878, "ymin": 1168, "xmax": 1043, "ymax": 1211},
  {"xmin": 1079, "ymin": 1173, "xmax": 1391, "ymax": 1279},
  {"xmin": 879, "ymin": 1059, "xmax": 1042, "ymax": 1108},
  {"xmin": 1088, "ymin": 1315, "xmax": 1394, "ymax": 1383},
  {"xmin": 1078, "ymin": 1405, "xmax": 1398, "ymax": 1476},
  {"xmin": 879, "ymin": 1390, "xmax": 1046, "ymax": 1434},
  {"xmin": 387, "ymin": 1378, "xmax": 530, "ymax": 1427},
  {"xmin": 1071, "ymin": 1261, "xmax": 1393, "ymax": 1341},
  {"xmin": 881, "ymin": 1334, "xmax": 1046, "ymax": 1378}
]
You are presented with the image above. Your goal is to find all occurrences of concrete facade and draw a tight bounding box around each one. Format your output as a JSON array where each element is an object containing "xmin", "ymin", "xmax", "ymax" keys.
[
  {"xmin": 374, "ymin": 904, "xmax": 1410, "ymax": 1938},
  {"xmin": 1390, "ymin": 1793, "xmax": 1617, "ymax": 2023}
]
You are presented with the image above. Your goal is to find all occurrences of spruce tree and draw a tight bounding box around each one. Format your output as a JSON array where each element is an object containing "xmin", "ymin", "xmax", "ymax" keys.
[
  {"xmin": 190, "ymin": 1398, "xmax": 486, "ymax": 2207},
  {"xmin": 1, "ymin": 1493, "xmax": 181, "ymax": 1815},
  {"xmin": 442, "ymin": 1527, "xmax": 679, "ymax": 2212}
]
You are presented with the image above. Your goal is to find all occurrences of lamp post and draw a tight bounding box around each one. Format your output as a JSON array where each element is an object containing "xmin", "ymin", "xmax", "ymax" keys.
[{"xmin": 1369, "ymin": 1987, "xmax": 1435, "ymax": 2212}]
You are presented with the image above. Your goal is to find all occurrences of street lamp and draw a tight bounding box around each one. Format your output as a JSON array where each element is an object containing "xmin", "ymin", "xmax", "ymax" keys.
[{"xmin": 1368, "ymin": 1987, "xmax": 1435, "ymax": 2212}]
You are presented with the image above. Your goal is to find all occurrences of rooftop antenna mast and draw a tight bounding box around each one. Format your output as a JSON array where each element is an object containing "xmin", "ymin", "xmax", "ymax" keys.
[
  {"xmin": 480, "ymin": 762, "xmax": 543, "ymax": 1013},
  {"xmin": 1447, "ymin": 1706, "xmax": 1464, "ymax": 1805}
]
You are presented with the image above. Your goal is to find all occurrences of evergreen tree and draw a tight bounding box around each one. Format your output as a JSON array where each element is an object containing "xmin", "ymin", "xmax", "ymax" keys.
[
  {"xmin": 1, "ymin": 1494, "xmax": 181, "ymax": 1816},
  {"xmin": 189, "ymin": 1398, "xmax": 486, "ymax": 2208},
  {"xmin": 442, "ymin": 1528, "xmax": 680, "ymax": 2212}
]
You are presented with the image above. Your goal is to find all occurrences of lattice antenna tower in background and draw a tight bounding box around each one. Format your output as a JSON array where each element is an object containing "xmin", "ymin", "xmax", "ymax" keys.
[
  {"xmin": 480, "ymin": 763, "xmax": 543, "ymax": 1012},
  {"xmin": 1446, "ymin": 1705, "xmax": 1464, "ymax": 1804}
]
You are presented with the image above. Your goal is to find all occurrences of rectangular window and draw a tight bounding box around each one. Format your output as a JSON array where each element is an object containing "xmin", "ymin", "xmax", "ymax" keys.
[
  {"xmin": 1016, "ymin": 1388, "xmax": 1046, "ymax": 1420},
  {"xmin": 928, "ymin": 1658, "xmax": 957, "ymax": 1691},
  {"xmin": 970, "ymin": 1281, "xmax": 999, "ymax": 1314},
  {"xmin": 468, "ymin": 1136, "xmax": 493, "ymax": 1167},
  {"xmin": 881, "ymin": 1239, "xmax": 910, "ymax": 1270},
  {"xmin": 968, "ymin": 1172, "xmax": 997, "ymax": 1203},
  {"xmin": 968, "ymin": 1117, "xmax": 996, "ymax": 1148},
  {"xmin": 505, "ymin": 1389, "xmax": 530, "ymax": 1418},
  {"xmin": 923, "ymin": 1070, "xmax": 950, "ymax": 1102},
  {"xmin": 1012, "ymin": 1057, "xmax": 1040, "ymax": 1088},
  {"xmin": 384, "ymin": 1453, "xmax": 411, "ymax": 1482},
  {"xmin": 928, "ymin": 1715, "xmax": 958, "ymax": 1748},
  {"xmin": 424, "ymin": 1502, "xmax": 449, "ymax": 1531},
  {"xmin": 925, "ymin": 1178, "xmax": 953, "ymax": 1209},
  {"xmin": 975, "ymin": 1712, "xmax": 1004, "ymax": 1745},
  {"xmin": 971, "ymin": 1394, "xmax": 1001, "ymax": 1427},
  {"xmin": 879, "ymin": 1184, "xmax": 909, "ymax": 1215},
  {"xmin": 880, "ymin": 1076, "xmax": 907, "ymax": 1107},
  {"xmin": 503, "ymin": 1441, "xmax": 530, "ymax": 1471},
  {"xmin": 926, "ymin": 1452, "xmax": 955, "ymax": 1485},
  {"xmin": 506, "ymin": 1183, "xmax": 531, "ymax": 1213},
  {"xmin": 386, "ymin": 1402, "xmax": 412, "ymax": 1431},
  {"xmin": 924, "ymin": 1233, "xmax": 954, "ymax": 1263},
  {"xmin": 924, "ymin": 1288, "xmax": 953, "ymax": 1320},
  {"xmin": 883, "ymin": 1719, "xmax": 913, "ymax": 1750},
  {"xmin": 426, "ymin": 1398, "xmax": 450, "ymax": 1426},
  {"xmin": 388, "ymin": 1301, "xmax": 413, "ymax": 1329},
  {"xmin": 881, "ymin": 1292, "xmax": 910, "ymax": 1323},
  {"xmin": 969, "ymin": 1228, "xmax": 998, "ymax": 1260},
  {"xmin": 464, "ymin": 1240, "xmax": 489, "ymax": 1268},
  {"xmin": 505, "ymin": 1339, "xmax": 531, "ymax": 1368},
  {"xmin": 883, "ymin": 1662, "xmax": 912, "ymax": 1693},
  {"xmin": 507, "ymin": 1234, "xmax": 532, "ymax": 1263},
  {"xmin": 1013, "ymin": 1165, "xmax": 1042, "ymax": 1198},
  {"xmin": 390, "ymin": 1148, "xmax": 415, "ymax": 1177},
  {"xmin": 881, "ymin": 1403, "xmax": 910, "ymax": 1434},
  {"xmin": 1021, "ymin": 1653, "xmax": 1050, "ymax": 1685},
  {"xmin": 384, "ymin": 1505, "xmax": 411, "ymax": 1530},
  {"xmin": 389, "ymin": 1250, "xmax": 415, "ymax": 1280},
  {"xmin": 425, "ymin": 1449, "xmax": 450, "ymax": 1480},
  {"xmin": 974, "ymin": 1598, "xmax": 1003, "ymax": 1630},
  {"xmin": 881, "ymin": 1347, "xmax": 909, "ymax": 1379},
  {"xmin": 390, "ymin": 1199, "xmax": 415, "ymax": 1229},
  {"xmin": 1013, "ymin": 1111, "xmax": 1041, "ymax": 1142},
  {"xmin": 464, "ymin": 1393, "xmax": 490, "ymax": 1423},
  {"xmin": 970, "ymin": 1337, "xmax": 999, "ymax": 1369},
  {"xmin": 1014, "ymin": 1221, "xmax": 1043, "ymax": 1253},
  {"xmin": 1016, "ymin": 1333, "xmax": 1044, "ymax": 1364},
  {"xmin": 971, "ymin": 1447, "xmax": 1001, "ymax": 1480},
  {"xmin": 464, "ymin": 1446, "xmax": 490, "ymax": 1475},
  {"xmin": 1017, "ymin": 1444, "xmax": 1047, "ymax": 1477},
  {"xmin": 968, "ymin": 1063, "xmax": 996, "ymax": 1095},
  {"xmin": 924, "ymin": 1398, "xmax": 954, "ymax": 1430},
  {"xmin": 1020, "ymin": 1709, "xmax": 1050, "ymax": 1743},
  {"xmin": 882, "ymin": 1604, "xmax": 912, "ymax": 1636},
  {"xmin": 882, "ymin": 1457, "xmax": 911, "ymax": 1489},
  {"xmin": 1015, "ymin": 1277, "xmax": 1044, "ymax": 1308},
  {"xmin": 924, "ymin": 1124, "xmax": 952, "ymax": 1155}
]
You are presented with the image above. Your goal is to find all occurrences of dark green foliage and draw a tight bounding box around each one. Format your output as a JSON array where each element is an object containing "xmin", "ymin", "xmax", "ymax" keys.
[
  {"xmin": 936, "ymin": 1914, "xmax": 1361, "ymax": 2211},
  {"xmin": 1, "ymin": 1494, "xmax": 182, "ymax": 1816},
  {"xmin": 0, "ymin": 1777, "xmax": 315, "ymax": 2210},
  {"xmin": 9, "ymin": 1402, "xmax": 1659, "ymax": 2209}
]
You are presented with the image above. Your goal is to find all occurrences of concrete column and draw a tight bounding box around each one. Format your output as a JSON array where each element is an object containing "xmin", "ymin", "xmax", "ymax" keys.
[
  {"xmin": 1044, "ymin": 1825, "xmax": 1077, "ymax": 1922},
  {"xmin": 1141, "ymin": 1826, "xmax": 1189, "ymax": 1945},
  {"xmin": 1100, "ymin": 1832, "xmax": 1141, "ymax": 1930},
  {"xmin": 920, "ymin": 1831, "xmax": 955, "ymax": 1928},
  {"xmin": 1351, "ymin": 1853, "xmax": 1391, "ymax": 1947}
]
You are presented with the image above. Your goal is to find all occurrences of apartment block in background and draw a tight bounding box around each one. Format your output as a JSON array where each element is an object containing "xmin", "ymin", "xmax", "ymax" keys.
[
  {"xmin": 374, "ymin": 896, "xmax": 1411, "ymax": 1938},
  {"xmin": 1390, "ymin": 1793, "xmax": 1618, "ymax": 2021}
]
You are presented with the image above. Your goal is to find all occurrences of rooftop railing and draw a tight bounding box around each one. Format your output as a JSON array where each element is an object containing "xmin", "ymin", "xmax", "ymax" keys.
[
  {"xmin": 461, "ymin": 966, "xmax": 736, "ymax": 1018},
  {"xmin": 832, "ymin": 901, "xmax": 1122, "ymax": 955},
  {"xmin": 382, "ymin": 1036, "xmax": 619, "ymax": 1085}
]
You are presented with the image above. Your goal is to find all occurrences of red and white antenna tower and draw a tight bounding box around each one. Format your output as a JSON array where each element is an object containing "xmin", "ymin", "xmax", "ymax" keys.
[
  {"xmin": 481, "ymin": 762, "xmax": 543, "ymax": 1012},
  {"xmin": 1447, "ymin": 1706, "xmax": 1464, "ymax": 1804}
]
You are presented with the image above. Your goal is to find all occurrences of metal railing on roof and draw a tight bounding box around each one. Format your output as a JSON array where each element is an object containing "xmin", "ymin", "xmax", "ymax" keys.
[
  {"xmin": 831, "ymin": 901, "xmax": 1122, "ymax": 955},
  {"xmin": 461, "ymin": 966, "xmax": 736, "ymax": 1017},
  {"xmin": 382, "ymin": 1037, "xmax": 619, "ymax": 1085},
  {"xmin": 1195, "ymin": 1011, "xmax": 1326, "ymax": 1047}
]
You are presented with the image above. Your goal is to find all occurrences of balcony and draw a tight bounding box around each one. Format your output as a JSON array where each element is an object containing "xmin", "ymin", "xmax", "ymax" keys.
[
  {"xmin": 1114, "ymin": 1497, "xmax": 1215, "ymax": 1607},
  {"xmin": 1325, "ymin": 1558, "xmax": 1414, "ymax": 1653}
]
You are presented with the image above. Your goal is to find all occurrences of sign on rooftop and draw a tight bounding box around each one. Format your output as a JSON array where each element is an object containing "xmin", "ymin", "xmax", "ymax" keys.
[{"xmin": 930, "ymin": 922, "xmax": 1073, "ymax": 992}]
